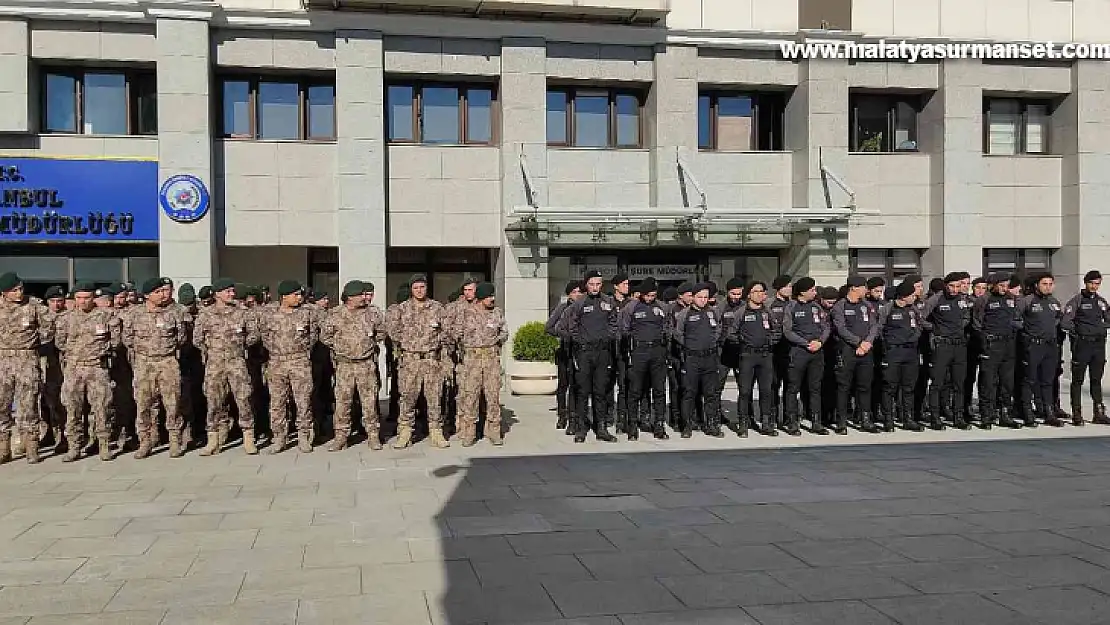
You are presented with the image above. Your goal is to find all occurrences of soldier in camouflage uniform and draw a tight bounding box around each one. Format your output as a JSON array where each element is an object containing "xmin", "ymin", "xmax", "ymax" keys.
[
  {"xmin": 55, "ymin": 282, "xmax": 121, "ymax": 462},
  {"xmin": 258, "ymin": 280, "xmax": 318, "ymax": 454},
  {"xmin": 444, "ymin": 278, "xmax": 478, "ymax": 433},
  {"xmin": 451, "ymin": 282, "xmax": 507, "ymax": 446},
  {"xmin": 386, "ymin": 274, "xmax": 449, "ymax": 449},
  {"xmin": 194, "ymin": 278, "xmax": 260, "ymax": 456},
  {"xmin": 173, "ymin": 283, "xmax": 203, "ymax": 451},
  {"xmin": 109, "ymin": 286, "xmax": 136, "ymax": 453},
  {"xmin": 41, "ymin": 285, "xmax": 67, "ymax": 452},
  {"xmin": 123, "ymin": 277, "xmax": 190, "ymax": 459},
  {"xmin": 320, "ymin": 280, "xmax": 385, "ymax": 451},
  {"xmin": 0, "ymin": 273, "xmax": 52, "ymax": 464},
  {"xmin": 385, "ymin": 284, "xmax": 409, "ymax": 429}
]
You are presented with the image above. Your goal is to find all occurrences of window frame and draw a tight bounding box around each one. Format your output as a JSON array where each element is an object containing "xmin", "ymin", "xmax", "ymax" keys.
[
  {"xmin": 849, "ymin": 93, "xmax": 921, "ymax": 153},
  {"xmin": 217, "ymin": 74, "xmax": 337, "ymax": 142},
  {"xmin": 983, "ymin": 248, "xmax": 1053, "ymax": 280},
  {"xmin": 849, "ymin": 248, "xmax": 923, "ymax": 283},
  {"xmin": 698, "ymin": 90, "xmax": 785, "ymax": 152},
  {"xmin": 385, "ymin": 81, "xmax": 498, "ymax": 146},
  {"xmin": 983, "ymin": 97, "xmax": 1053, "ymax": 155},
  {"xmin": 545, "ymin": 86, "xmax": 645, "ymax": 149},
  {"xmin": 40, "ymin": 67, "xmax": 157, "ymax": 136}
]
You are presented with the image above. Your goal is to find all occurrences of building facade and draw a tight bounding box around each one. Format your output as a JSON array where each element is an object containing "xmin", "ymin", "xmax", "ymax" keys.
[{"xmin": 0, "ymin": 0, "xmax": 1108, "ymax": 339}]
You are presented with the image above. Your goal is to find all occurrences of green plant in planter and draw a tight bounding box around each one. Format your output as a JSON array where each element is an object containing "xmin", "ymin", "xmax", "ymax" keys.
[{"xmin": 512, "ymin": 321, "xmax": 559, "ymax": 363}]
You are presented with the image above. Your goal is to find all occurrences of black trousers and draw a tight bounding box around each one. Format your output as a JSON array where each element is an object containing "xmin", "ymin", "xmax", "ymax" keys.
[
  {"xmin": 573, "ymin": 345, "xmax": 612, "ymax": 435},
  {"xmin": 1022, "ymin": 338, "xmax": 1058, "ymax": 417},
  {"xmin": 836, "ymin": 344, "xmax": 874, "ymax": 421},
  {"xmin": 1071, "ymin": 337, "xmax": 1107, "ymax": 407},
  {"xmin": 609, "ymin": 342, "xmax": 628, "ymax": 426},
  {"xmin": 770, "ymin": 343, "xmax": 790, "ymax": 425},
  {"xmin": 977, "ymin": 337, "xmax": 1015, "ymax": 415},
  {"xmin": 681, "ymin": 352, "xmax": 720, "ymax": 431},
  {"xmin": 555, "ymin": 343, "xmax": 576, "ymax": 419},
  {"xmin": 883, "ymin": 347, "xmax": 918, "ymax": 422},
  {"xmin": 667, "ymin": 350, "xmax": 682, "ymax": 425},
  {"xmin": 628, "ymin": 344, "xmax": 667, "ymax": 430},
  {"xmin": 915, "ymin": 334, "xmax": 932, "ymax": 418},
  {"xmin": 785, "ymin": 346, "xmax": 824, "ymax": 420},
  {"xmin": 738, "ymin": 348, "xmax": 773, "ymax": 430},
  {"xmin": 718, "ymin": 343, "xmax": 742, "ymax": 425},
  {"xmin": 928, "ymin": 339, "xmax": 966, "ymax": 418},
  {"xmin": 964, "ymin": 336, "xmax": 981, "ymax": 411}
]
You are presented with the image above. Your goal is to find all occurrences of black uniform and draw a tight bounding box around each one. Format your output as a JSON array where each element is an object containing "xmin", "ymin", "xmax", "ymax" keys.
[
  {"xmin": 1015, "ymin": 291, "xmax": 1063, "ymax": 425},
  {"xmin": 768, "ymin": 296, "xmax": 790, "ymax": 429},
  {"xmin": 717, "ymin": 297, "xmax": 745, "ymax": 427},
  {"xmin": 730, "ymin": 302, "xmax": 779, "ymax": 435},
  {"xmin": 1061, "ymin": 290, "xmax": 1110, "ymax": 420},
  {"xmin": 922, "ymin": 291, "xmax": 972, "ymax": 428},
  {"xmin": 564, "ymin": 293, "xmax": 619, "ymax": 441},
  {"xmin": 673, "ymin": 305, "xmax": 723, "ymax": 436},
  {"xmin": 609, "ymin": 294, "xmax": 634, "ymax": 431},
  {"xmin": 867, "ymin": 295, "xmax": 886, "ymax": 419},
  {"xmin": 620, "ymin": 299, "xmax": 670, "ymax": 437},
  {"xmin": 832, "ymin": 297, "xmax": 880, "ymax": 433},
  {"xmin": 877, "ymin": 300, "xmax": 923, "ymax": 430},
  {"xmin": 546, "ymin": 299, "xmax": 576, "ymax": 431},
  {"xmin": 914, "ymin": 296, "xmax": 932, "ymax": 422},
  {"xmin": 782, "ymin": 299, "xmax": 831, "ymax": 434},
  {"xmin": 665, "ymin": 301, "xmax": 685, "ymax": 428},
  {"xmin": 972, "ymin": 291, "xmax": 1018, "ymax": 427}
]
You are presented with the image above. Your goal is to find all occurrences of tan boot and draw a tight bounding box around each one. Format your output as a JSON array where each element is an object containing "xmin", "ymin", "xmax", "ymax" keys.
[
  {"xmin": 0, "ymin": 433, "xmax": 10, "ymax": 464},
  {"xmin": 241, "ymin": 429, "xmax": 258, "ymax": 455},
  {"xmin": 428, "ymin": 428, "xmax": 450, "ymax": 449},
  {"xmin": 327, "ymin": 433, "xmax": 347, "ymax": 452},
  {"xmin": 24, "ymin": 432, "xmax": 41, "ymax": 464},
  {"xmin": 168, "ymin": 433, "xmax": 184, "ymax": 458},
  {"xmin": 297, "ymin": 431, "xmax": 313, "ymax": 453},
  {"xmin": 217, "ymin": 424, "xmax": 229, "ymax": 448},
  {"xmin": 97, "ymin": 436, "xmax": 113, "ymax": 461},
  {"xmin": 267, "ymin": 433, "xmax": 287, "ymax": 455},
  {"xmin": 367, "ymin": 433, "xmax": 382, "ymax": 451},
  {"xmin": 486, "ymin": 423, "xmax": 503, "ymax": 446},
  {"xmin": 392, "ymin": 426, "xmax": 413, "ymax": 449},
  {"xmin": 61, "ymin": 433, "xmax": 81, "ymax": 462},
  {"xmin": 198, "ymin": 431, "xmax": 221, "ymax": 457},
  {"xmin": 134, "ymin": 435, "xmax": 152, "ymax": 459},
  {"xmin": 180, "ymin": 427, "xmax": 193, "ymax": 451}
]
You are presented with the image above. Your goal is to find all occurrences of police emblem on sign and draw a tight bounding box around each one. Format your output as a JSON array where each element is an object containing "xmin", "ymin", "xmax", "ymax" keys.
[{"xmin": 159, "ymin": 174, "xmax": 210, "ymax": 223}]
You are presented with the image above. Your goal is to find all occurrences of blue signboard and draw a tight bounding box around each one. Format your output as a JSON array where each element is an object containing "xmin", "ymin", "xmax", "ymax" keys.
[{"xmin": 0, "ymin": 157, "xmax": 158, "ymax": 242}]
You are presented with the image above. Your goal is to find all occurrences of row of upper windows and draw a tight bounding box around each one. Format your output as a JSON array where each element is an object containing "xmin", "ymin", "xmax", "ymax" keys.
[{"xmin": 40, "ymin": 67, "xmax": 1056, "ymax": 156}]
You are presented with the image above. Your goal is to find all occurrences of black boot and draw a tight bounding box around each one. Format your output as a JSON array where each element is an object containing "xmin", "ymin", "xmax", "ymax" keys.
[
  {"xmin": 1094, "ymin": 404, "xmax": 1110, "ymax": 425},
  {"xmin": 627, "ymin": 417, "xmax": 639, "ymax": 441},
  {"xmin": 762, "ymin": 414, "xmax": 778, "ymax": 436},
  {"xmin": 1073, "ymin": 404, "xmax": 1085, "ymax": 427},
  {"xmin": 736, "ymin": 412, "xmax": 749, "ymax": 438},
  {"xmin": 979, "ymin": 406, "xmax": 994, "ymax": 430},
  {"xmin": 1054, "ymin": 403, "xmax": 1072, "ymax": 422},
  {"xmin": 834, "ymin": 412, "xmax": 849, "ymax": 435},
  {"xmin": 653, "ymin": 424, "xmax": 669, "ymax": 440},
  {"xmin": 1022, "ymin": 402, "xmax": 1039, "ymax": 428},
  {"xmin": 811, "ymin": 412, "xmax": 829, "ymax": 435},
  {"xmin": 556, "ymin": 411, "xmax": 568, "ymax": 430},
  {"xmin": 953, "ymin": 410, "xmax": 971, "ymax": 430},
  {"xmin": 859, "ymin": 411, "xmax": 880, "ymax": 434},
  {"xmin": 930, "ymin": 411, "xmax": 945, "ymax": 431},
  {"xmin": 595, "ymin": 425, "xmax": 618, "ymax": 442},
  {"xmin": 785, "ymin": 413, "xmax": 802, "ymax": 436},
  {"xmin": 998, "ymin": 406, "xmax": 1021, "ymax": 429}
]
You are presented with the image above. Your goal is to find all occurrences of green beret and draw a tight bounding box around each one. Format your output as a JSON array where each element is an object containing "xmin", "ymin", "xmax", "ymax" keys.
[
  {"xmin": 247, "ymin": 286, "xmax": 261, "ymax": 299},
  {"xmin": 362, "ymin": 281, "xmax": 375, "ymax": 293},
  {"xmin": 178, "ymin": 283, "xmax": 196, "ymax": 305},
  {"xmin": 448, "ymin": 289, "xmax": 461, "ymax": 302},
  {"xmin": 277, "ymin": 280, "xmax": 302, "ymax": 296},
  {"xmin": 73, "ymin": 282, "xmax": 97, "ymax": 295},
  {"xmin": 233, "ymin": 284, "xmax": 248, "ymax": 300},
  {"xmin": 44, "ymin": 286, "xmax": 65, "ymax": 300},
  {"xmin": 0, "ymin": 272, "xmax": 20, "ymax": 292},
  {"xmin": 395, "ymin": 284, "xmax": 410, "ymax": 304},
  {"xmin": 341, "ymin": 280, "xmax": 364, "ymax": 301},
  {"xmin": 409, "ymin": 273, "xmax": 428, "ymax": 287},
  {"xmin": 212, "ymin": 278, "xmax": 235, "ymax": 292},
  {"xmin": 141, "ymin": 277, "xmax": 170, "ymax": 295},
  {"xmin": 475, "ymin": 282, "xmax": 495, "ymax": 299},
  {"xmin": 95, "ymin": 285, "xmax": 116, "ymax": 298},
  {"xmin": 198, "ymin": 286, "xmax": 213, "ymax": 300}
]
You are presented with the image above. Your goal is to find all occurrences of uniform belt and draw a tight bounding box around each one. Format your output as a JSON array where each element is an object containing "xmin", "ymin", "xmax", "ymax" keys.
[
  {"xmin": 632, "ymin": 340, "xmax": 666, "ymax": 348},
  {"xmin": 983, "ymin": 334, "xmax": 1013, "ymax": 342},
  {"xmin": 934, "ymin": 337, "xmax": 965, "ymax": 345},
  {"xmin": 1024, "ymin": 336, "xmax": 1056, "ymax": 345},
  {"xmin": 1076, "ymin": 334, "xmax": 1106, "ymax": 342},
  {"xmin": 887, "ymin": 342, "xmax": 917, "ymax": 349},
  {"xmin": 684, "ymin": 348, "xmax": 716, "ymax": 357},
  {"xmin": 463, "ymin": 346, "xmax": 499, "ymax": 354},
  {"xmin": 134, "ymin": 352, "xmax": 175, "ymax": 360},
  {"xmin": 741, "ymin": 346, "xmax": 771, "ymax": 354},
  {"xmin": 65, "ymin": 359, "xmax": 108, "ymax": 369},
  {"xmin": 403, "ymin": 349, "xmax": 440, "ymax": 360},
  {"xmin": 267, "ymin": 353, "xmax": 311, "ymax": 363},
  {"xmin": 576, "ymin": 340, "xmax": 610, "ymax": 350},
  {"xmin": 335, "ymin": 355, "xmax": 374, "ymax": 364}
]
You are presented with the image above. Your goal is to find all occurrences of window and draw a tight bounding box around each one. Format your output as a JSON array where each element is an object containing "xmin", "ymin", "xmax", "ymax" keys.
[
  {"xmin": 850, "ymin": 94, "xmax": 919, "ymax": 152},
  {"xmin": 218, "ymin": 76, "xmax": 336, "ymax": 141},
  {"xmin": 546, "ymin": 87, "xmax": 643, "ymax": 148},
  {"xmin": 42, "ymin": 68, "xmax": 157, "ymax": 135},
  {"xmin": 698, "ymin": 91, "xmax": 785, "ymax": 151},
  {"xmin": 984, "ymin": 248, "xmax": 1052, "ymax": 280},
  {"xmin": 850, "ymin": 248, "xmax": 922, "ymax": 283},
  {"xmin": 386, "ymin": 83, "xmax": 496, "ymax": 145},
  {"xmin": 985, "ymin": 98, "xmax": 1051, "ymax": 155}
]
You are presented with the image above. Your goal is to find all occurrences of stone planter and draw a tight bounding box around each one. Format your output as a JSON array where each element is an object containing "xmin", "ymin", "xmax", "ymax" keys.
[{"xmin": 509, "ymin": 360, "xmax": 558, "ymax": 395}]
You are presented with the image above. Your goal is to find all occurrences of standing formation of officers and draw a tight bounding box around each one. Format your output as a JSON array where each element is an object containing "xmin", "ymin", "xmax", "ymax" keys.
[
  {"xmin": 0, "ymin": 271, "xmax": 507, "ymax": 465},
  {"xmin": 547, "ymin": 268, "xmax": 1110, "ymax": 442}
]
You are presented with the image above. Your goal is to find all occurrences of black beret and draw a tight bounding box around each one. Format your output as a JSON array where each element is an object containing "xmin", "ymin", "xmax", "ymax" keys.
[
  {"xmin": 693, "ymin": 282, "xmax": 712, "ymax": 295},
  {"xmin": 725, "ymin": 277, "xmax": 745, "ymax": 291},
  {"xmin": 178, "ymin": 284, "xmax": 196, "ymax": 306},
  {"xmin": 409, "ymin": 273, "xmax": 428, "ymax": 287},
  {"xmin": 141, "ymin": 277, "xmax": 170, "ymax": 295},
  {"xmin": 341, "ymin": 280, "xmax": 364, "ymax": 301},
  {"xmin": 564, "ymin": 280, "xmax": 580, "ymax": 295},
  {"xmin": 986, "ymin": 273, "xmax": 1004, "ymax": 285},
  {"xmin": 1085, "ymin": 270, "xmax": 1103, "ymax": 283},
  {"xmin": 611, "ymin": 273, "xmax": 629, "ymax": 286},
  {"xmin": 772, "ymin": 275, "xmax": 792, "ymax": 290},
  {"xmin": 706, "ymin": 281, "xmax": 718, "ymax": 297},
  {"xmin": 896, "ymin": 280, "xmax": 916, "ymax": 298},
  {"xmin": 73, "ymin": 282, "xmax": 96, "ymax": 295},
  {"xmin": 638, "ymin": 277, "xmax": 658, "ymax": 294},
  {"xmin": 971, "ymin": 276, "xmax": 987, "ymax": 286},
  {"xmin": 212, "ymin": 278, "xmax": 235, "ymax": 292},
  {"xmin": 584, "ymin": 270, "xmax": 603, "ymax": 280},
  {"xmin": 198, "ymin": 286, "xmax": 213, "ymax": 300},
  {"xmin": 838, "ymin": 284, "xmax": 850, "ymax": 299},
  {"xmin": 793, "ymin": 277, "xmax": 816, "ymax": 293},
  {"xmin": 96, "ymin": 285, "xmax": 116, "ymax": 298},
  {"xmin": 846, "ymin": 276, "xmax": 867, "ymax": 288},
  {"xmin": 448, "ymin": 289, "xmax": 461, "ymax": 302},
  {"xmin": 943, "ymin": 272, "xmax": 962, "ymax": 284},
  {"xmin": 819, "ymin": 286, "xmax": 840, "ymax": 300},
  {"xmin": 44, "ymin": 286, "xmax": 65, "ymax": 300},
  {"xmin": 0, "ymin": 272, "xmax": 20, "ymax": 292},
  {"xmin": 395, "ymin": 284, "xmax": 410, "ymax": 304},
  {"xmin": 476, "ymin": 282, "xmax": 495, "ymax": 299},
  {"xmin": 902, "ymin": 274, "xmax": 922, "ymax": 286},
  {"xmin": 884, "ymin": 285, "xmax": 898, "ymax": 300},
  {"xmin": 929, "ymin": 277, "xmax": 945, "ymax": 293},
  {"xmin": 746, "ymin": 280, "xmax": 766, "ymax": 294},
  {"xmin": 866, "ymin": 277, "xmax": 885, "ymax": 289},
  {"xmin": 958, "ymin": 272, "xmax": 970, "ymax": 280},
  {"xmin": 677, "ymin": 282, "xmax": 694, "ymax": 295},
  {"xmin": 1009, "ymin": 275, "xmax": 1022, "ymax": 289},
  {"xmin": 277, "ymin": 280, "xmax": 303, "ymax": 296},
  {"xmin": 660, "ymin": 287, "xmax": 678, "ymax": 301}
]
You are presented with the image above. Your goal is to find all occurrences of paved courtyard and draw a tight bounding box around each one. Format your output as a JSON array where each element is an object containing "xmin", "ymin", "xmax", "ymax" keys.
[{"xmin": 3, "ymin": 395, "xmax": 1110, "ymax": 624}]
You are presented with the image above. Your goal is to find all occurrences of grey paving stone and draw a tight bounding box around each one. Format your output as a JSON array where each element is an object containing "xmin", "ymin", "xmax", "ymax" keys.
[
  {"xmin": 160, "ymin": 600, "xmax": 298, "ymax": 625},
  {"xmin": 984, "ymin": 585, "xmax": 1110, "ymax": 624},
  {"xmin": 1054, "ymin": 525, "xmax": 1110, "ymax": 550},
  {"xmin": 706, "ymin": 504, "xmax": 813, "ymax": 525},
  {"xmin": 471, "ymin": 554, "xmax": 594, "ymax": 587},
  {"xmin": 542, "ymin": 511, "xmax": 640, "ymax": 532},
  {"xmin": 66, "ymin": 489, "xmax": 163, "ymax": 507},
  {"xmin": 145, "ymin": 529, "xmax": 260, "ymax": 556},
  {"xmin": 302, "ymin": 539, "xmax": 411, "ymax": 568},
  {"xmin": 406, "ymin": 535, "xmax": 517, "ymax": 562},
  {"xmin": 42, "ymin": 534, "xmax": 156, "ymax": 558},
  {"xmin": 186, "ymin": 546, "xmax": 304, "ymax": 576},
  {"xmin": 182, "ymin": 497, "xmax": 273, "ymax": 515},
  {"xmin": 429, "ymin": 582, "xmax": 564, "ymax": 624},
  {"xmin": 545, "ymin": 579, "xmax": 684, "ymax": 618},
  {"xmin": 512, "ymin": 482, "xmax": 596, "ymax": 499},
  {"xmin": 0, "ymin": 581, "xmax": 122, "ymax": 616},
  {"xmin": 695, "ymin": 522, "xmax": 808, "ymax": 547},
  {"xmin": 744, "ymin": 599, "xmax": 898, "ymax": 625},
  {"xmin": 657, "ymin": 478, "xmax": 739, "ymax": 493},
  {"xmin": 678, "ymin": 545, "xmax": 807, "ymax": 574},
  {"xmin": 117, "ymin": 514, "xmax": 224, "ymax": 535},
  {"xmin": 623, "ymin": 508, "xmax": 725, "ymax": 529},
  {"xmin": 449, "ymin": 513, "xmax": 554, "ymax": 537},
  {"xmin": 239, "ymin": 566, "xmax": 360, "ymax": 602},
  {"xmin": 577, "ymin": 549, "xmax": 701, "ymax": 580},
  {"xmin": 516, "ymin": 619, "xmax": 619, "ymax": 625},
  {"xmin": 218, "ymin": 509, "xmax": 314, "ymax": 530},
  {"xmin": 955, "ymin": 510, "xmax": 1068, "ymax": 533},
  {"xmin": 767, "ymin": 566, "xmax": 921, "ymax": 602},
  {"xmin": 641, "ymin": 491, "xmax": 736, "ymax": 509},
  {"xmin": 88, "ymin": 502, "xmax": 187, "ymax": 519},
  {"xmin": 361, "ymin": 560, "xmax": 480, "ymax": 595},
  {"xmin": 0, "ymin": 558, "xmax": 86, "ymax": 586},
  {"xmin": 617, "ymin": 608, "xmax": 760, "ymax": 624},
  {"xmin": 299, "ymin": 594, "xmax": 433, "ymax": 625},
  {"xmin": 19, "ymin": 518, "xmax": 128, "ymax": 541},
  {"xmin": 507, "ymin": 531, "xmax": 617, "ymax": 556},
  {"xmin": 105, "ymin": 572, "xmax": 245, "ymax": 611},
  {"xmin": 873, "ymin": 534, "xmax": 1009, "ymax": 561},
  {"xmin": 658, "ymin": 571, "xmax": 803, "ymax": 608},
  {"xmin": 966, "ymin": 530, "xmax": 1096, "ymax": 556},
  {"xmin": 27, "ymin": 610, "xmax": 166, "ymax": 625},
  {"xmin": 601, "ymin": 528, "xmax": 716, "ymax": 551},
  {"xmin": 866, "ymin": 592, "xmax": 1038, "ymax": 625},
  {"xmin": 69, "ymin": 552, "xmax": 195, "ymax": 582},
  {"xmin": 775, "ymin": 539, "xmax": 911, "ymax": 567}
]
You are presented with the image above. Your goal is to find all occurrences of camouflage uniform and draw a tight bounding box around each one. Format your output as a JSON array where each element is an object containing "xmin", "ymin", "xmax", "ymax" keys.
[
  {"xmin": 41, "ymin": 307, "xmax": 65, "ymax": 442},
  {"xmin": 452, "ymin": 303, "xmax": 507, "ymax": 444},
  {"xmin": 320, "ymin": 304, "xmax": 384, "ymax": 449},
  {"xmin": 193, "ymin": 303, "xmax": 259, "ymax": 453},
  {"xmin": 122, "ymin": 304, "xmax": 189, "ymax": 457},
  {"xmin": 0, "ymin": 297, "xmax": 52, "ymax": 462},
  {"xmin": 386, "ymin": 297, "xmax": 447, "ymax": 446},
  {"xmin": 173, "ymin": 301, "xmax": 203, "ymax": 448},
  {"xmin": 55, "ymin": 307, "xmax": 121, "ymax": 459},
  {"xmin": 258, "ymin": 304, "xmax": 317, "ymax": 451},
  {"xmin": 110, "ymin": 308, "xmax": 136, "ymax": 452}
]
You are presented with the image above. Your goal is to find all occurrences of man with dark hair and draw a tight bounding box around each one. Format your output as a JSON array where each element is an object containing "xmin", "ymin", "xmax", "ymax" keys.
[
  {"xmin": 973, "ymin": 273, "xmax": 1021, "ymax": 429},
  {"xmin": 1062, "ymin": 270, "xmax": 1110, "ymax": 425},
  {"xmin": 782, "ymin": 277, "xmax": 830, "ymax": 435},
  {"xmin": 921, "ymin": 273, "xmax": 972, "ymax": 430},
  {"xmin": 609, "ymin": 272, "xmax": 632, "ymax": 434},
  {"xmin": 1016, "ymin": 272, "xmax": 1064, "ymax": 427},
  {"xmin": 877, "ymin": 280, "xmax": 924, "ymax": 431},
  {"xmin": 768, "ymin": 275, "xmax": 793, "ymax": 432},
  {"xmin": 963, "ymin": 276, "xmax": 989, "ymax": 424},
  {"xmin": 547, "ymin": 281, "xmax": 582, "ymax": 434},
  {"xmin": 717, "ymin": 277, "xmax": 746, "ymax": 431},
  {"xmin": 673, "ymin": 283, "xmax": 723, "ymax": 437},
  {"xmin": 731, "ymin": 280, "xmax": 778, "ymax": 436},
  {"xmin": 832, "ymin": 277, "xmax": 880, "ymax": 434},
  {"xmin": 620, "ymin": 277, "xmax": 669, "ymax": 440},
  {"xmin": 665, "ymin": 283, "xmax": 696, "ymax": 429},
  {"xmin": 562, "ymin": 271, "xmax": 619, "ymax": 443}
]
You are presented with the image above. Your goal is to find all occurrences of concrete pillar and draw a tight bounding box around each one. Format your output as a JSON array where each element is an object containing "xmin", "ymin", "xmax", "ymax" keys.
[
  {"xmin": 498, "ymin": 37, "xmax": 550, "ymax": 348},
  {"xmin": 922, "ymin": 58, "xmax": 983, "ymax": 277},
  {"xmin": 0, "ymin": 19, "xmax": 28, "ymax": 133},
  {"xmin": 649, "ymin": 44, "xmax": 698, "ymax": 209},
  {"xmin": 335, "ymin": 30, "xmax": 387, "ymax": 294},
  {"xmin": 1059, "ymin": 60, "xmax": 1110, "ymax": 292},
  {"xmin": 156, "ymin": 18, "xmax": 215, "ymax": 286}
]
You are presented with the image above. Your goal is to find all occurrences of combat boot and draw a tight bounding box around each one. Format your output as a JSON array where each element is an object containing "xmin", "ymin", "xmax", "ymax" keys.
[
  {"xmin": 1054, "ymin": 403, "xmax": 1072, "ymax": 421},
  {"xmin": 486, "ymin": 424, "xmax": 503, "ymax": 446},
  {"xmin": 298, "ymin": 431, "xmax": 314, "ymax": 453},
  {"xmin": 199, "ymin": 431, "xmax": 221, "ymax": 456},
  {"xmin": 953, "ymin": 410, "xmax": 971, "ymax": 430},
  {"xmin": 168, "ymin": 433, "xmax": 184, "ymax": 458},
  {"xmin": 367, "ymin": 433, "xmax": 382, "ymax": 451},
  {"xmin": 61, "ymin": 445, "xmax": 81, "ymax": 462},
  {"xmin": 737, "ymin": 413, "xmax": 749, "ymax": 438},
  {"xmin": 785, "ymin": 414, "xmax": 802, "ymax": 436},
  {"xmin": 392, "ymin": 426, "xmax": 413, "ymax": 449},
  {"xmin": 811, "ymin": 412, "xmax": 829, "ymax": 436},
  {"xmin": 267, "ymin": 433, "xmax": 287, "ymax": 454},
  {"xmin": 595, "ymin": 426, "xmax": 617, "ymax": 442},
  {"xmin": 428, "ymin": 428, "xmax": 450, "ymax": 449},
  {"xmin": 24, "ymin": 433, "xmax": 40, "ymax": 465},
  {"xmin": 327, "ymin": 433, "xmax": 347, "ymax": 452},
  {"xmin": 1094, "ymin": 404, "xmax": 1110, "ymax": 425},
  {"xmin": 134, "ymin": 435, "xmax": 152, "ymax": 459},
  {"xmin": 834, "ymin": 412, "xmax": 849, "ymax": 436},
  {"xmin": 1072, "ymin": 404, "xmax": 1085, "ymax": 427},
  {"xmin": 860, "ymin": 411, "xmax": 880, "ymax": 434},
  {"xmin": 998, "ymin": 406, "xmax": 1020, "ymax": 429},
  {"xmin": 217, "ymin": 424, "xmax": 229, "ymax": 448},
  {"xmin": 0, "ymin": 433, "xmax": 11, "ymax": 464},
  {"xmin": 555, "ymin": 411, "xmax": 568, "ymax": 430},
  {"xmin": 97, "ymin": 437, "xmax": 113, "ymax": 461},
  {"xmin": 241, "ymin": 429, "xmax": 259, "ymax": 455}
]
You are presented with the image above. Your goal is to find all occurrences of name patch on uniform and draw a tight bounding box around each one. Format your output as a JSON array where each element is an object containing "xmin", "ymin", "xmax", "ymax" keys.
[
  {"xmin": 1050, "ymin": 303, "xmax": 1061, "ymax": 311},
  {"xmin": 1032, "ymin": 304, "xmax": 1042, "ymax": 312},
  {"xmin": 689, "ymin": 314, "xmax": 701, "ymax": 322},
  {"xmin": 939, "ymin": 305, "xmax": 951, "ymax": 311},
  {"xmin": 1006, "ymin": 300, "xmax": 1015, "ymax": 307},
  {"xmin": 634, "ymin": 311, "xmax": 647, "ymax": 319},
  {"xmin": 744, "ymin": 314, "xmax": 757, "ymax": 322},
  {"xmin": 583, "ymin": 306, "xmax": 594, "ymax": 313},
  {"xmin": 654, "ymin": 308, "xmax": 664, "ymax": 317},
  {"xmin": 845, "ymin": 309, "xmax": 856, "ymax": 316},
  {"xmin": 1081, "ymin": 303, "xmax": 1093, "ymax": 310},
  {"xmin": 892, "ymin": 313, "xmax": 903, "ymax": 320},
  {"xmin": 989, "ymin": 302, "xmax": 1001, "ymax": 309},
  {"xmin": 601, "ymin": 303, "xmax": 612, "ymax": 311}
]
